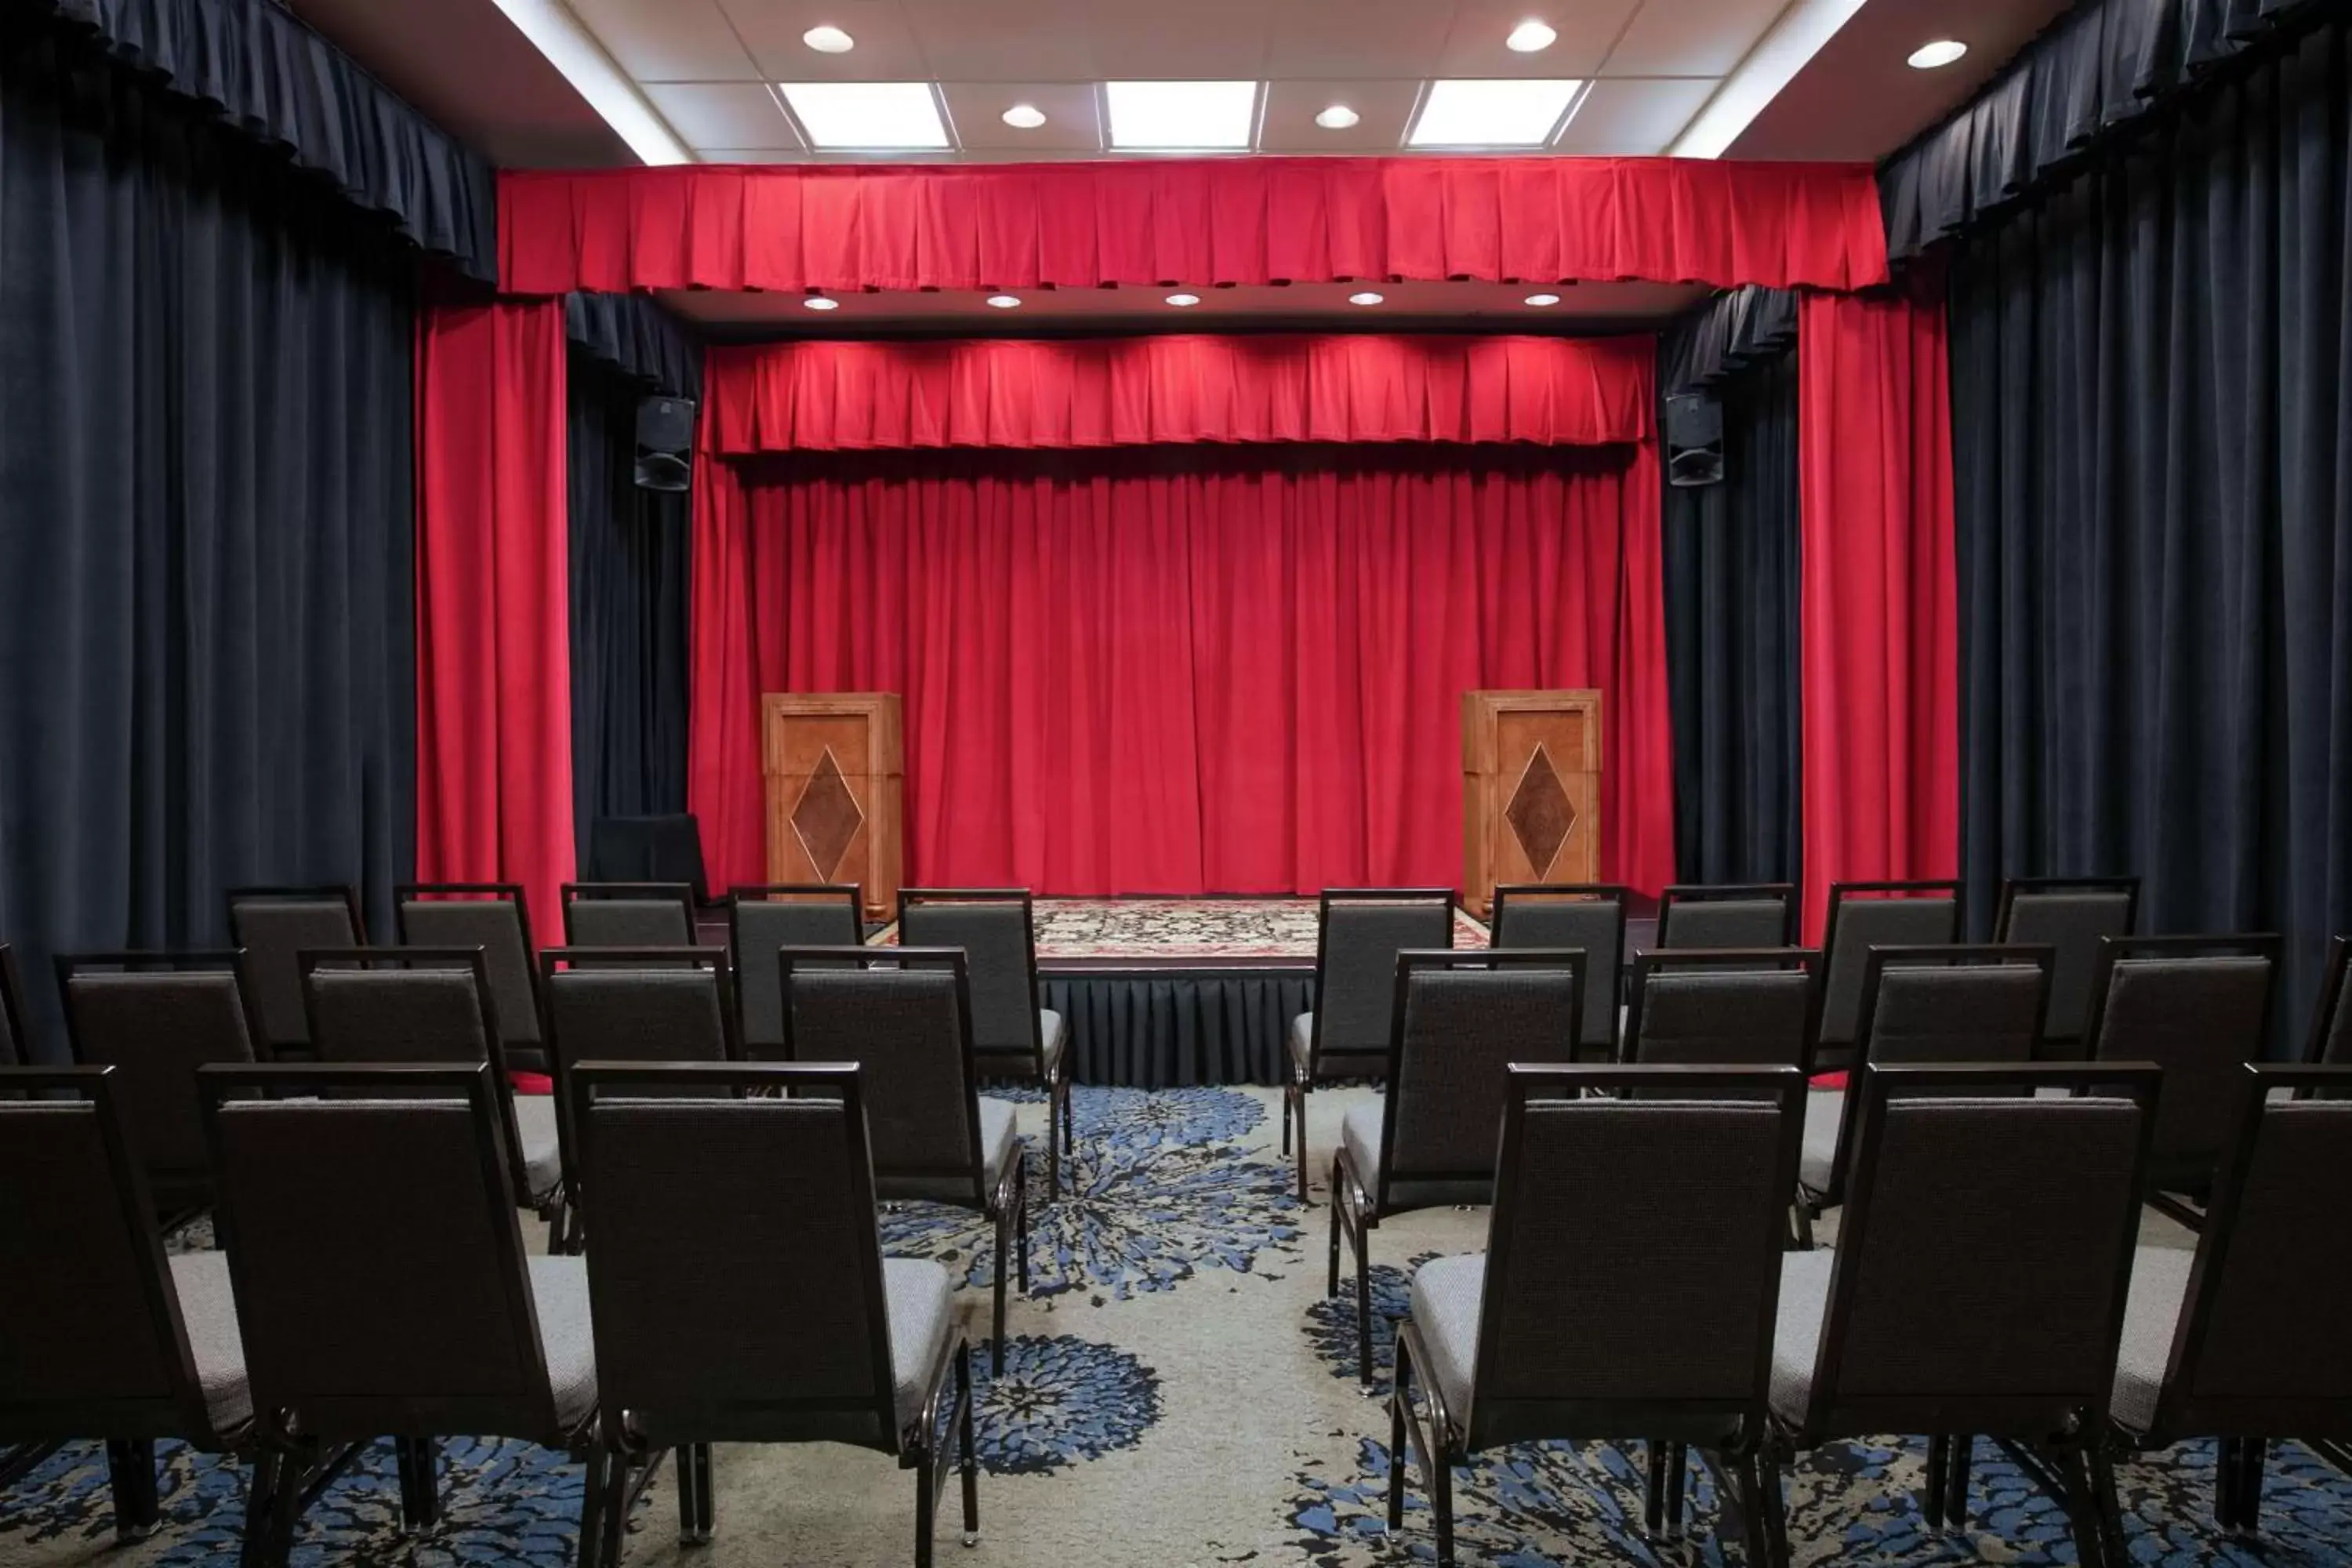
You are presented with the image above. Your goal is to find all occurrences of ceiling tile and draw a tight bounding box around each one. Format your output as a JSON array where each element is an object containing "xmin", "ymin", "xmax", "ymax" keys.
[
  {"xmin": 895, "ymin": 0, "xmax": 1099, "ymax": 81},
  {"xmin": 720, "ymin": 0, "xmax": 932, "ymax": 80},
  {"xmin": 942, "ymin": 82, "xmax": 1104, "ymax": 151},
  {"xmin": 1602, "ymin": 0, "xmax": 1791, "ymax": 77},
  {"xmin": 1552, "ymin": 77, "xmax": 1718, "ymax": 153},
  {"xmin": 572, "ymin": 0, "xmax": 759, "ymax": 82},
  {"xmin": 1266, "ymin": 0, "xmax": 1457, "ymax": 79},
  {"xmin": 1438, "ymin": 0, "xmax": 1642, "ymax": 78},
  {"xmin": 1084, "ymin": 0, "xmax": 1275, "ymax": 78},
  {"xmin": 641, "ymin": 82, "xmax": 804, "ymax": 149},
  {"xmin": 1259, "ymin": 79, "xmax": 1420, "ymax": 151},
  {"xmin": 696, "ymin": 149, "xmax": 816, "ymax": 164}
]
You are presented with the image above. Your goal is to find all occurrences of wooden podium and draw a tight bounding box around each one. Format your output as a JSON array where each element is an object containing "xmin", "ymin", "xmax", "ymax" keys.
[
  {"xmin": 762, "ymin": 693, "xmax": 902, "ymax": 921},
  {"xmin": 1461, "ymin": 690, "xmax": 1602, "ymax": 918}
]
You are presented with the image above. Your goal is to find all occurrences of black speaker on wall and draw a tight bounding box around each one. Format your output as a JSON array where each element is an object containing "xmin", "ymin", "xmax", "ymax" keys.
[
  {"xmin": 1664, "ymin": 392, "xmax": 1724, "ymax": 488},
  {"xmin": 634, "ymin": 396, "xmax": 697, "ymax": 492}
]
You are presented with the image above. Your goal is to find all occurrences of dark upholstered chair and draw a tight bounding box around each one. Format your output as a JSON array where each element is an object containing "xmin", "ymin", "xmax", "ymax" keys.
[
  {"xmin": 395, "ymin": 884, "xmax": 546, "ymax": 1073},
  {"xmin": 1992, "ymin": 877, "xmax": 2140, "ymax": 1053},
  {"xmin": 0, "ymin": 1066, "xmax": 254, "ymax": 1543},
  {"xmin": 1767, "ymin": 1064, "xmax": 2158, "ymax": 1562},
  {"xmin": 1655, "ymin": 884, "xmax": 1795, "ymax": 952},
  {"xmin": 1489, "ymin": 884, "xmax": 1625, "ymax": 1058},
  {"xmin": 1330, "ymin": 951, "xmax": 1584, "ymax": 1386},
  {"xmin": 729, "ymin": 885, "xmax": 865, "ymax": 1056},
  {"xmin": 0, "ymin": 943, "xmax": 28, "ymax": 1065},
  {"xmin": 1621, "ymin": 949, "xmax": 1820, "ymax": 1080},
  {"xmin": 1287, "ymin": 889, "xmax": 1457, "ymax": 1203},
  {"xmin": 780, "ymin": 949, "xmax": 1029, "ymax": 1373},
  {"xmin": 898, "ymin": 890, "xmax": 1071, "ymax": 1197},
  {"xmin": 299, "ymin": 949, "xmax": 562, "ymax": 1240},
  {"xmin": 1388, "ymin": 1065, "xmax": 1807, "ymax": 1568},
  {"xmin": 1811, "ymin": 880, "xmax": 1962, "ymax": 1068},
  {"xmin": 569, "ymin": 1063, "xmax": 976, "ymax": 1568},
  {"xmin": 198, "ymin": 1062, "xmax": 601, "ymax": 1565},
  {"xmin": 2085, "ymin": 936, "xmax": 2278, "ymax": 1218},
  {"xmin": 562, "ymin": 882, "xmax": 698, "ymax": 949},
  {"xmin": 583, "ymin": 813, "xmax": 710, "ymax": 906},
  {"xmin": 2302, "ymin": 936, "xmax": 2352, "ymax": 1070},
  {"xmin": 1795, "ymin": 946, "xmax": 2053, "ymax": 1238},
  {"xmin": 56, "ymin": 953, "xmax": 263, "ymax": 1219},
  {"xmin": 226, "ymin": 885, "xmax": 365, "ymax": 1058}
]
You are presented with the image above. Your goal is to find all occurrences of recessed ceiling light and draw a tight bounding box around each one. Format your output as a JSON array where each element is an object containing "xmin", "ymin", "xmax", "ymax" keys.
[
  {"xmin": 778, "ymin": 82, "xmax": 949, "ymax": 149},
  {"xmin": 1524, "ymin": 292, "xmax": 1561, "ymax": 307},
  {"xmin": 1348, "ymin": 291, "xmax": 1384, "ymax": 307},
  {"xmin": 1104, "ymin": 81, "xmax": 1259, "ymax": 150},
  {"xmin": 1907, "ymin": 39, "xmax": 1969, "ymax": 69},
  {"xmin": 1506, "ymin": 20, "xmax": 1558, "ymax": 53},
  {"xmin": 1166, "ymin": 292, "xmax": 1201, "ymax": 307},
  {"xmin": 986, "ymin": 294, "xmax": 1022, "ymax": 309},
  {"xmin": 801, "ymin": 24, "xmax": 854, "ymax": 53},
  {"xmin": 1315, "ymin": 103, "xmax": 1360, "ymax": 130},
  {"xmin": 1001, "ymin": 103, "xmax": 1047, "ymax": 129},
  {"xmin": 803, "ymin": 295, "xmax": 840, "ymax": 311},
  {"xmin": 1408, "ymin": 78, "xmax": 1581, "ymax": 147}
]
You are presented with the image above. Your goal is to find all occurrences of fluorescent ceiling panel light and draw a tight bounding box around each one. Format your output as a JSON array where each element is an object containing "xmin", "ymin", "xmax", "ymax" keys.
[
  {"xmin": 779, "ymin": 82, "xmax": 951, "ymax": 149},
  {"xmin": 1407, "ymin": 79, "xmax": 1581, "ymax": 148},
  {"xmin": 483, "ymin": 0, "xmax": 690, "ymax": 165},
  {"xmin": 1506, "ymin": 20, "xmax": 1558, "ymax": 53},
  {"xmin": 1104, "ymin": 81, "xmax": 1259, "ymax": 150},
  {"xmin": 1907, "ymin": 39, "xmax": 1969, "ymax": 69},
  {"xmin": 1671, "ymin": 0, "xmax": 1871, "ymax": 158}
]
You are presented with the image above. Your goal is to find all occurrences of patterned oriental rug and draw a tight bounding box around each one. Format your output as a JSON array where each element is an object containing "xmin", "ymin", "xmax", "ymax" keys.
[
  {"xmin": 875, "ymin": 897, "xmax": 1492, "ymax": 967},
  {"xmin": 8, "ymin": 1088, "xmax": 2350, "ymax": 1568}
]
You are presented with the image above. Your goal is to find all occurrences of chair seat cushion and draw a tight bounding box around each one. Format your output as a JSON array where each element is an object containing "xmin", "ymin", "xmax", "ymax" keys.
[
  {"xmin": 528, "ymin": 1255, "xmax": 598, "ymax": 1433},
  {"xmin": 978, "ymin": 1098, "xmax": 1021, "ymax": 1188},
  {"xmin": 1798, "ymin": 1090, "xmax": 1842, "ymax": 1195},
  {"xmin": 514, "ymin": 1095, "xmax": 563, "ymax": 1202},
  {"xmin": 1407, "ymin": 1254, "xmax": 1485, "ymax": 1421},
  {"xmin": 885, "ymin": 1258, "xmax": 956, "ymax": 1431},
  {"xmin": 975, "ymin": 1012, "xmax": 1066, "ymax": 1082},
  {"xmin": 168, "ymin": 1252, "xmax": 252, "ymax": 1437},
  {"xmin": 1769, "ymin": 1249, "xmax": 1835, "ymax": 1426},
  {"xmin": 1340, "ymin": 1103, "xmax": 1490, "ymax": 1212},
  {"xmin": 2111, "ymin": 1245, "xmax": 2194, "ymax": 1436}
]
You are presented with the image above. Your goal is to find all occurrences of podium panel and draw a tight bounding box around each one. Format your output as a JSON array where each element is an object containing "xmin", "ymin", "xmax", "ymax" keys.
[
  {"xmin": 1462, "ymin": 690, "xmax": 1602, "ymax": 918},
  {"xmin": 763, "ymin": 693, "xmax": 902, "ymax": 920}
]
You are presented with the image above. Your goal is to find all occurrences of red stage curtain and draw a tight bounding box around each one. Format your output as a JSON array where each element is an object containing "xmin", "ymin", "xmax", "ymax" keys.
[
  {"xmin": 500, "ymin": 158, "xmax": 1889, "ymax": 296},
  {"xmin": 688, "ymin": 445, "xmax": 1675, "ymax": 900},
  {"xmin": 415, "ymin": 299, "xmax": 575, "ymax": 930},
  {"xmin": 706, "ymin": 334, "xmax": 1652, "ymax": 454},
  {"xmin": 1797, "ymin": 288, "xmax": 1959, "ymax": 940}
]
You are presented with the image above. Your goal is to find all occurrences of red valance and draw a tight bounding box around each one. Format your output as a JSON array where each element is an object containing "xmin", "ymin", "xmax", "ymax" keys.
[
  {"xmin": 706, "ymin": 333, "xmax": 1653, "ymax": 454},
  {"xmin": 499, "ymin": 158, "xmax": 1889, "ymax": 296}
]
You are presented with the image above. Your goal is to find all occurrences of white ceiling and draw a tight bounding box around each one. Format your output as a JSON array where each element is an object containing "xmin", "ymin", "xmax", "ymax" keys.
[{"xmin": 573, "ymin": 0, "xmax": 1800, "ymax": 159}]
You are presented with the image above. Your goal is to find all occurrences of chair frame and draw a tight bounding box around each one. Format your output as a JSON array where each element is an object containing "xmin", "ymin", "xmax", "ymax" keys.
[
  {"xmin": 1620, "ymin": 949, "xmax": 1824, "ymax": 1068},
  {"xmin": 0, "ymin": 943, "xmax": 30, "ymax": 1065},
  {"xmin": 394, "ymin": 883, "xmax": 543, "ymax": 1050},
  {"xmin": 1284, "ymin": 888, "xmax": 1458, "ymax": 1203},
  {"xmin": 1991, "ymin": 876, "xmax": 2143, "ymax": 942},
  {"xmin": 897, "ymin": 888, "xmax": 1073, "ymax": 1198},
  {"xmin": 728, "ymin": 884, "xmax": 866, "ymax": 1046},
  {"xmin": 1812, "ymin": 880, "xmax": 1963, "ymax": 1065},
  {"xmin": 778, "ymin": 946, "xmax": 1030, "ymax": 1374},
  {"xmin": 1489, "ymin": 884, "xmax": 1626, "ymax": 1058},
  {"xmin": 1330, "ymin": 948, "xmax": 1587, "ymax": 1387},
  {"xmin": 1388, "ymin": 1064, "xmax": 1807, "ymax": 1568},
  {"xmin": 1654, "ymin": 884, "xmax": 1797, "ymax": 949},
  {"xmin": 227, "ymin": 884, "xmax": 368, "ymax": 942},
  {"xmin": 2299, "ymin": 935, "xmax": 2352, "ymax": 1067},
  {"xmin": 560, "ymin": 882, "xmax": 700, "ymax": 947},
  {"xmin": 568, "ymin": 1062, "xmax": 978, "ymax": 1568}
]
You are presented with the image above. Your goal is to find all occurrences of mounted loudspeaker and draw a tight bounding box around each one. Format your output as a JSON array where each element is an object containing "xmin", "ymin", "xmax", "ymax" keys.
[
  {"xmin": 634, "ymin": 396, "xmax": 696, "ymax": 492},
  {"xmin": 1664, "ymin": 392, "xmax": 1724, "ymax": 488}
]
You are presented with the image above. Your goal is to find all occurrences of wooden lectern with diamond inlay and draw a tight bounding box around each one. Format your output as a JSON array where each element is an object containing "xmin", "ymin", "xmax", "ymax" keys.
[
  {"xmin": 1461, "ymin": 690, "xmax": 1602, "ymax": 920},
  {"xmin": 763, "ymin": 692, "xmax": 902, "ymax": 922}
]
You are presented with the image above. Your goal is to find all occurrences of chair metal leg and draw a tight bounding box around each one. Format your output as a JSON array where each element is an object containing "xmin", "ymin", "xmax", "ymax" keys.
[
  {"xmin": 1733, "ymin": 1446, "xmax": 1773, "ymax": 1568},
  {"xmin": 673, "ymin": 1446, "xmax": 698, "ymax": 1544},
  {"xmin": 106, "ymin": 1437, "xmax": 159, "ymax": 1541},
  {"xmin": 1432, "ymin": 1432, "xmax": 1456, "ymax": 1568},
  {"xmin": 396, "ymin": 1437, "xmax": 441, "ymax": 1532},
  {"xmin": 2235, "ymin": 1436, "xmax": 2267, "ymax": 1535},
  {"xmin": 1385, "ymin": 1358, "xmax": 1410, "ymax": 1536},
  {"xmin": 575, "ymin": 1432, "xmax": 608, "ymax": 1568},
  {"xmin": 1280, "ymin": 1081, "xmax": 1293, "ymax": 1156},
  {"xmin": 956, "ymin": 1342, "xmax": 980, "ymax": 1547},
  {"xmin": 597, "ymin": 1441, "xmax": 631, "ymax": 1568},
  {"xmin": 1943, "ymin": 1433, "xmax": 1971, "ymax": 1530},
  {"xmin": 1759, "ymin": 1432, "xmax": 1792, "ymax": 1568},
  {"xmin": 2088, "ymin": 1434, "xmax": 2128, "ymax": 1566},
  {"xmin": 1352, "ymin": 1202, "xmax": 1376, "ymax": 1392},
  {"xmin": 1015, "ymin": 1150, "xmax": 1032, "ymax": 1292},
  {"xmin": 992, "ymin": 1200, "xmax": 1011, "ymax": 1377},
  {"xmin": 238, "ymin": 1444, "xmax": 285, "ymax": 1568},
  {"xmin": 1664, "ymin": 1439, "xmax": 1688, "ymax": 1540},
  {"xmin": 1923, "ymin": 1435, "xmax": 1950, "ymax": 1529},
  {"xmin": 1643, "ymin": 1439, "xmax": 1668, "ymax": 1537},
  {"xmin": 1327, "ymin": 1167, "xmax": 1345, "ymax": 1298},
  {"xmin": 914, "ymin": 1439, "xmax": 938, "ymax": 1568}
]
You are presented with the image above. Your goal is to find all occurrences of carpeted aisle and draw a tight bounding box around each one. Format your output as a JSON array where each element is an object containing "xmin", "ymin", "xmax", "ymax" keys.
[{"xmin": 5, "ymin": 1087, "xmax": 2350, "ymax": 1566}]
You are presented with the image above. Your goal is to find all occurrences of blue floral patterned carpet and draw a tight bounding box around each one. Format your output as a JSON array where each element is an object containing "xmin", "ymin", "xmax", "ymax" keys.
[{"xmin": 5, "ymin": 1086, "xmax": 2350, "ymax": 1567}]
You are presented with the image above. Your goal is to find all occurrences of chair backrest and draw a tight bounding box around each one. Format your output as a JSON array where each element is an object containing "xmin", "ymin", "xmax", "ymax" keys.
[
  {"xmin": 395, "ymin": 885, "xmax": 543, "ymax": 1052},
  {"xmin": 2302, "ymin": 936, "xmax": 2352, "ymax": 1072},
  {"xmin": 730, "ymin": 886, "xmax": 865, "ymax": 1054},
  {"xmin": 1992, "ymin": 877, "xmax": 2140, "ymax": 1041},
  {"xmin": 1793, "ymin": 1064, "xmax": 2157, "ymax": 1441},
  {"xmin": 0, "ymin": 1067, "xmax": 214, "ymax": 1443},
  {"xmin": 1655, "ymin": 884, "xmax": 1795, "ymax": 951},
  {"xmin": 1462, "ymin": 1065, "xmax": 1806, "ymax": 1450},
  {"xmin": 300, "ymin": 949, "xmax": 501, "ymax": 1072},
  {"xmin": 0, "ymin": 944, "xmax": 27, "ymax": 1065},
  {"xmin": 1623, "ymin": 951, "xmax": 1819, "ymax": 1087},
  {"xmin": 1814, "ymin": 882, "xmax": 1962, "ymax": 1047},
  {"xmin": 227, "ymin": 885, "xmax": 365, "ymax": 1051},
  {"xmin": 896, "ymin": 890, "xmax": 1042, "ymax": 1066},
  {"xmin": 1308, "ymin": 890, "xmax": 1458, "ymax": 1068},
  {"xmin": 199, "ymin": 1062, "xmax": 562, "ymax": 1441},
  {"xmin": 780, "ymin": 950, "xmax": 987, "ymax": 1203},
  {"xmin": 1489, "ymin": 886, "xmax": 1624, "ymax": 1050},
  {"xmin": 561, "ymin": 883, "xmax": 697, "ymax": 949},
  {"xmin": 571, "ymin": 1063, "xmax": 905, "ymax": 1451},
  {"xmin": 1374, "ymin": 952, "xmax": 1584, "ymax": 1210},
  {"xmin": 58, "ymin": 954, "xmax": 261, "ymax": 1203},
  {"xmin": 583, "ymin": 813, "xmax": 710, "ymax": 905},
  {"xmin": 2143, "ymin": 1065, "xmax": 2352, "ymax": 1437},
  {"xmin": 541, "ymin": 950, "xmax": 737, "ymax": 1085},
  {"xmin": 2086, "ymin": 937, "xmax": 2277, "ymax": 1192}
]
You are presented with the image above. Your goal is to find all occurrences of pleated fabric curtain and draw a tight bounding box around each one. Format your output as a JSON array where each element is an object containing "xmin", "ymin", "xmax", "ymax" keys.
[
  {"xmin": 0, "ymin": 25, "xmax": 415, "ymax": 1048},
  {"xmin": 1949, "ymin": 15, "xmax": 2352, "ymax": 1042}
]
